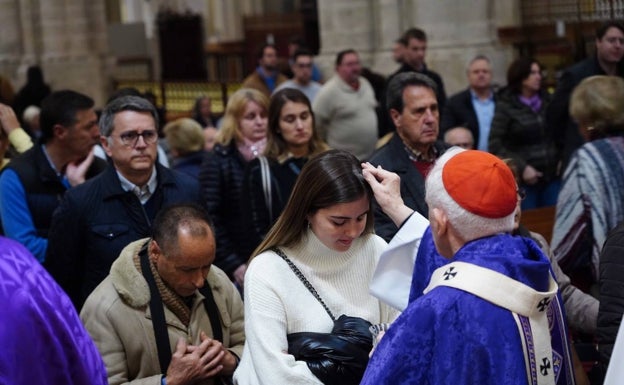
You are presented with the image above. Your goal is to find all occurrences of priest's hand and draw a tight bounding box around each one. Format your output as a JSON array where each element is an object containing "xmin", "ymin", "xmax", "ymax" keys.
[{"xmin": 362, "ymin": 162, "xmax": 414, "ymax": 226}]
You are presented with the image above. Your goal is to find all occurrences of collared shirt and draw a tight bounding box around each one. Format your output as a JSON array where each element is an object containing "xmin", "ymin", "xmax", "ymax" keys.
[
  {"xmin": 470, "ymin": 90, "xmax": 495, "ymax": 151},
  {"xmin": 117, "ymin": 167, "xmax": 158, "ymax": 204},
  {"xmin": 41, "ymin": 144, "xmax": 70, "ymax": 188},
  {"xmin": 403, "ymin": 142, "xmax": 439, "ymax": 178},
  {"xmin": 403, "ymin": 142, "xmax": 439, "ymax": 163}
]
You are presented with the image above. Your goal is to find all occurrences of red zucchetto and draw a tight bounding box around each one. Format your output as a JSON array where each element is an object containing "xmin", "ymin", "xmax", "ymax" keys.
[{"xmin": 442, "ymin": 150, "xmax": 517, "ymax": 218}]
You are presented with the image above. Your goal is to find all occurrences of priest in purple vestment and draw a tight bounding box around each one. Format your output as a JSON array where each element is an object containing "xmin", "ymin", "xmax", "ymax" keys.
[
  {"xmin": 0, "ymin": 236, "xmax": 107, "ymax": 384},
  {"xmin": 361, "ymin": 148, "xmax": 576, "ymax": 385}
]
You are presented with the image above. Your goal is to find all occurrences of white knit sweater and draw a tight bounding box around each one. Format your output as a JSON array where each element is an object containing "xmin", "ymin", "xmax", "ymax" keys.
[{"xmin": 233, "ymin": 229, "xmax": 397, "ymax": 385}]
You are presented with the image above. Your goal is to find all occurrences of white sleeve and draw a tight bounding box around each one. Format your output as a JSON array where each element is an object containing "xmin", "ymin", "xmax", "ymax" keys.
[
  {"xmin": 370, "ymin": 212, "xmax": 430, "ymax": 311},
  {"xmin": 234, "ymin": 260, "xmax": 323, "ymax": 385}
]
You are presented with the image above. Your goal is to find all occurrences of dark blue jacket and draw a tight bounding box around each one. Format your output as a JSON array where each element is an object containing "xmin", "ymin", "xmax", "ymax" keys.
[{"xmin": 45, "ymin": 163, "xmax": 201, "ymax": 309}]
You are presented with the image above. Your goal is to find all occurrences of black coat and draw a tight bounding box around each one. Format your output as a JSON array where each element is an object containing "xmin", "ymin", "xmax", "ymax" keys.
[
  {"xmin": 368, "ymin": 134, "xmax": 447, "ymax": 241},
  {"xmin": 489, "ymin": 89, "xmax": 559, "ymax": 181},
  {"xmin": 242, "ymin": 156, "xmax": 307, "ymax": 252},
  {"xmin": 440, "ymin": 88, "xmax": 496, "ymax": 146},
  {"xmin": 45, "ymin": 163, "xmax": 201, "ymax": 309},
  {"xmin": 547, "ymin": 55, "xmax": 624, "ymax": 168},
  {"xmin": 598, "ymin": 221, "xmax": 624, "ymax": 368},
  {"xmin": 199, "ymin": 142, "xmax": 255, "ymax": 278}
]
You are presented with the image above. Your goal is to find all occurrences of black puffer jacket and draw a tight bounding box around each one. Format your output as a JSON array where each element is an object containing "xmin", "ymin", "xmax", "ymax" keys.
[
  {"xmin": 200, "ymin": 142, "xmax": 255, "ymax": 278},
  {"xmin": 598, "ymin": 221, "xmax": 624, "ymax": 368},
  {"xmin": 489, "ymin": 89, "xmax": 560, "ymax": 182}
]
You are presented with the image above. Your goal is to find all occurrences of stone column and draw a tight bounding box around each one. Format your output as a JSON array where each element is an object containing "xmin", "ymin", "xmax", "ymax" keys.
[
  {"xmin": 29, "ymin": 0, "xmax": 111, "ymax": 106},
  {"xmin": 315, "ymin": 0, "xmax": 378, "ymax": 78},
  {"xmin": 0, "ymin": 0, "xmax": 24, "ymax": 84}
]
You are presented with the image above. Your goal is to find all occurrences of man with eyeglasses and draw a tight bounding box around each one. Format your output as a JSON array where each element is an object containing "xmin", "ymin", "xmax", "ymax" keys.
[
  {"xmin": 45, "ymin": 95, "xmax": 201, "ymax": 310},
  {"xmin": 0, "ymin": 90, "xmax": 107, "ymax": 262},
  {"xmin": 273, "ymin": 48, "xmax": 322, "ymax": 103},
  {"xmin": 548, "ymin": 20, "xmax": 624, "ymax": 169}
]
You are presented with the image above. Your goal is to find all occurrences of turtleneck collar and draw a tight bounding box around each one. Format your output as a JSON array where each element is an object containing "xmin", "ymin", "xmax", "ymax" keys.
[{"xmin": 283, "ymin": 228, "xmax": 370, "ymax": 275}]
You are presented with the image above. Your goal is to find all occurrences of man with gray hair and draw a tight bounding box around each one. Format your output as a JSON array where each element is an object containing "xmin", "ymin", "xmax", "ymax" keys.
[
  {"xmin": 368, "ymin": 72, "xmax": 447, "ymax": 241},
  {"xmin": 441, "ymin": 54, "xmax": 496, "ymax": 151},
  {"xmin": 361, "ymin": 148, "xmax": 575, "ymax": 385},
  {"xmin": 46, "ymin": 95, "xmax": 201, "ymax": 310}
]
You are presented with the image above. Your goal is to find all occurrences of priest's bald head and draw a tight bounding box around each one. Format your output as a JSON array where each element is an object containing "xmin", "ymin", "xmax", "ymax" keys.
[{"xmin": 424, "ymin": 147, "xmax": 518, "ymax": 258}]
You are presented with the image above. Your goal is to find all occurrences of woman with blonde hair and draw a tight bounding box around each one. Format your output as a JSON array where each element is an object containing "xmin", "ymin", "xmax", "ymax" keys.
[
  {"xmin": 199, "ymin": 88, "xmax": 269, "ymax": 288},
  {"xmin": 234, "ymin": 150, "xmax": 398, "ymax": 385},
  {"xmin": 242, "ymin": 88, "xmax": 329, "ymax": 250},
  {"xmin": 163, "ymin": 117, "xmax": 205, "ymax": 178}
]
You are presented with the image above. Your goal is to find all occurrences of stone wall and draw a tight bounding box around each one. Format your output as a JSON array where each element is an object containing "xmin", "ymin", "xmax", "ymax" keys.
[
  {"xmin": 0, "ymin": 0, "xmax": 523, "ymax": 108},
  {"xmin": 315, "ymin": 0, "xmax": 521, "ymax": 95},
  {"xmin": 0, "ymin": 0, "xmax": 111, "ymax": 107}
]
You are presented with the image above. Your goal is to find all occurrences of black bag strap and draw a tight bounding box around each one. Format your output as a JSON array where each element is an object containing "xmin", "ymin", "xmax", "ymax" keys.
[
  {"xmin": 140, "ymin": 242, "xmax": 225, "ymax": 376},
  {"xmin": 198, "ymin": 284, "xmax": 223, "ymax": 343},
  {"xmin": 139, "ymin": 242, "xmax": 171, "ymax": 374},
  {"xmin": 273, "ymin": 247, "xmax": 335, "ymax": 321}
]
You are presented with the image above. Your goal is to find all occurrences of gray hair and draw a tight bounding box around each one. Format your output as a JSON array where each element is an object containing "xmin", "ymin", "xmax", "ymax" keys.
[
  {"xmin": 99, "ymin": 95, "xmax": 158, "ymax": 137},
  {"xmin": 425, "ymin": 147, "xmax": 515, "ymax": 242},
  {"xmin": 466, "ymin": 54, "xmax": 491, "ymax": 74}
]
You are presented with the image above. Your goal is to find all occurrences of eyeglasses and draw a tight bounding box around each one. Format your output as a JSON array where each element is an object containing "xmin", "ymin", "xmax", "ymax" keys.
[
  {"xmin": 517, "ymin": 188, "xmax": 527, "ymax": 201},
  {"xmin": 113, "ymin": 130, "xmax": 158, "ymax": 147}
]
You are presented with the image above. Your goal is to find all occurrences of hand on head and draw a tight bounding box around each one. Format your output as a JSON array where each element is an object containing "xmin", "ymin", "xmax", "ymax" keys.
[{"xmin": 361, "ymin": 162, "xmax": 414, "ymax": 227}]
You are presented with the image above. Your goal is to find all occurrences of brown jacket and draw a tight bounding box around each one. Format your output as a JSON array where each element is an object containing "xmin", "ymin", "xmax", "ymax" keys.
[
  {"xmin": 80, "ymin": 239, "xmax": 245, "ymax": 385},
  {"xmin": 241, "ymin": 70, "xmax": 287, "ymax": 97}
]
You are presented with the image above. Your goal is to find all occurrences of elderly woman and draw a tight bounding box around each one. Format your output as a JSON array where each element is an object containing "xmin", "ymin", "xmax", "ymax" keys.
[
  {"xmin": 199, "ymin": 88, "xmax": 269, "ymax": 288},
  {"xmin": 552, "ymin": 75, "xmax": 624, "ymax": 293},
  {"xmin": 489, "ymin": 57, "xmax": 560, "ymax": 209},
  {"xmin": 163, "ymin": 117, "xmax": 205, "ymax": 179}
]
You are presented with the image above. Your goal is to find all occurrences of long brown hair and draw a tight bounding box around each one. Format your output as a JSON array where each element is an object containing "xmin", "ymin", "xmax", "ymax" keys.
[
  {"xmin": 250, "ymin": 149, "xmax": 375, "ymax": 260},
  {"xmin": 264, "ymin": 88, "xmax": 328, "ymax": 160}
]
